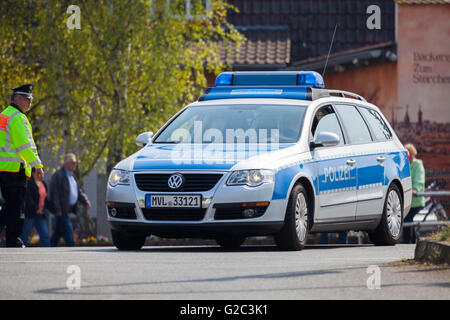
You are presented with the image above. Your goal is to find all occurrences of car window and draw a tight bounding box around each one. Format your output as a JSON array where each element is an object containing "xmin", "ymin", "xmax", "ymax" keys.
[
  {"xmin": 358, "ymin": 107, "xmax": 392, "ymax": 141},
  {"xmin": 334, "ymin": 104, "xmax": 372, "ymax": 144},
  {"xmin": 154, "ymin": 104, "xmax": 306, "ymax": 144},
  {"xmin": 310, "ymin": 105, "xmax": 344, "ymax": 146}
]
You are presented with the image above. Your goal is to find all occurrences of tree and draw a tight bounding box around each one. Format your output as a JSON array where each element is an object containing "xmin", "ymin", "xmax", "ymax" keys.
[
  {"xmin": 0, "ymin": 1, "xmax": 46, "ymax": 149},
  {"xmin": 0, "ymin": 0, "xmax": 243, "ymax": 241},
  {"xmin": 1, "ymin": 0, "xmax": 243, "ymax": 179}
]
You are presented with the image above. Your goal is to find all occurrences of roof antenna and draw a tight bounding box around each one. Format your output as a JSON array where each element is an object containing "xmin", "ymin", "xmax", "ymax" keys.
[{"xmin": 322, "ymin": 23, "xmax": 338, "ymax": 77}]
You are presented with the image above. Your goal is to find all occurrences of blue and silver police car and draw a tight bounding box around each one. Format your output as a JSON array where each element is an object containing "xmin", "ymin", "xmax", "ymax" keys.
[{"xmin": 106, "ymin": 71, "xmax": 412, "ymax": 250}]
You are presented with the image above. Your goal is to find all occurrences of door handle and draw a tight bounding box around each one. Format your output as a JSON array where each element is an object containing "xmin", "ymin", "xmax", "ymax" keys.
[
  {"xmin": 377, "ymin": 156, "xmax": 386, "ymax": 164},
  {"xmin": 346, "ymin": 159, "xmax": 356, "ymax": 166}
]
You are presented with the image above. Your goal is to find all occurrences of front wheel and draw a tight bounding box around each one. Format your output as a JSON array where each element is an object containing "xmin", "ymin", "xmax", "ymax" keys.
[
  {"xmin": 275, "ymin": 183, "xmax": 310, "ymax": 251},
  {"xmin": 369, "ymin": 184, "xmax": 403, "ymax": 246},
  {"xmin": 111, "ymin": 229, "xmax": 146, "ymax": 250}
]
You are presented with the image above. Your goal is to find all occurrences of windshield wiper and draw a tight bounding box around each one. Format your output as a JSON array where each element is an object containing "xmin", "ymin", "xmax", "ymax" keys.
[{"xmin": 153, "ymin": 141, "xmax": 181, "ymax": 144}]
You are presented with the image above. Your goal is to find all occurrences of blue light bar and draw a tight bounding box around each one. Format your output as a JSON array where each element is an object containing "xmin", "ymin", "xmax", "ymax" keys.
[
  {"xmin": 298, "ymin": 71, "xmax": 324, "ymax": 88},
  {"xmin": 213, "ymin": 71, "xmax": 325, "ymax": 88},
  {"xmin": 232, "ymin": 72, "xmax": 298, "ymax": 86},
  {"xmin": 214, "ymin": 72, "xmax": 233, "ymax": 86},
  {"xmin": 200, "ymin": 86, "xmax": 310, "ymax": 101}
]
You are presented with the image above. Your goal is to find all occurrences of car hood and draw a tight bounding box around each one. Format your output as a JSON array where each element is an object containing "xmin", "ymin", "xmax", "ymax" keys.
[{"xmin": 124, "ymin": 143, "xmax": 300, "ymax": 171}]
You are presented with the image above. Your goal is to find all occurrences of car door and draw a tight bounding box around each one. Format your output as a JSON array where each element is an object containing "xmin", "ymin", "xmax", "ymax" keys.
[
  {"xmin": 310, "ymin": 105, "xmax": 357, "ymax": 223},
  {"xmin": 356, "ymin": 106, "xmax": 394, "ymax": 219},
  {"xmin": 334, "ymin": 104, "xmax": 384, "ymax": 221}
]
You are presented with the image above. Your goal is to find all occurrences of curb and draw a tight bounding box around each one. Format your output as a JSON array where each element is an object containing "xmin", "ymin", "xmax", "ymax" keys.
[
  {"xmin": 13, "ymin": 233, "xmax": 372, "ymax": 247},
  {"xmin": 414, "ymin": 239, "xmax": 450, "ymax": 264}
]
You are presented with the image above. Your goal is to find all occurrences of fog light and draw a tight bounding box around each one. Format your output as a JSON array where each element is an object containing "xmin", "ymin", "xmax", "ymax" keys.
[
  {"xmin": 242, "ymin": 208, "xmax": 257, "ymax": 218},
  {"xmin": 110, "ymin": 208, "xmax": 117, "ymax": 217}
]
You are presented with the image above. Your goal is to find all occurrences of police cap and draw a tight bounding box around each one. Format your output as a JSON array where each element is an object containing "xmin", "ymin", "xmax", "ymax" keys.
[{"xmin": 12, "ymin": 84, "xmax": 33, "ymax": 100}]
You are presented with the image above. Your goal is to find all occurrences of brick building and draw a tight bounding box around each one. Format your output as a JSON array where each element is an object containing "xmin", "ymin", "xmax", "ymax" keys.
[{"xmin": 216, "ymin": 0, "xmax": 450, "ymax": 199}]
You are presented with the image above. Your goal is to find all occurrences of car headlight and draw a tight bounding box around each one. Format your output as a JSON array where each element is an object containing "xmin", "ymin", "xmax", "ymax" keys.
[
  {"xmin": 227, "ymin": 169, "xmax": 274, "ymax": 187},
  {"xmin": 108, "ymin": 169, "xmax": 130, "ymax": 187}
]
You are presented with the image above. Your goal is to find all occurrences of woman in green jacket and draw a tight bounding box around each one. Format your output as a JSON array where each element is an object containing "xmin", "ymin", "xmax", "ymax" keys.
[{"xmin": 403, "ymin": 143, "xmax": 425, "ymax": 244}]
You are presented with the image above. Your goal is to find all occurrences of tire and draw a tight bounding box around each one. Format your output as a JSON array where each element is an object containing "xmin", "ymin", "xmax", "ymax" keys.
[
  {"xmin": 111, "ymin": 229, "xmax": 146, "ymax": 250},
  {"xmin": 368, "ymin": 184, "xmax": 403, "ymax": 246},
  {"xmin": 215, "ymin": 236, "xmax": 246, "ymax": 250},
  {"xmin": 275, "ymin": 183, "xmax": 310, "ymax": 251}
]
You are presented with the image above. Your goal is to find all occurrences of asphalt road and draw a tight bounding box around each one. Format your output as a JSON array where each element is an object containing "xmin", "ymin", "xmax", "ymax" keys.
[{"xmin": 0, "ymin": 243, "xmax": 449, "ymax": 300}]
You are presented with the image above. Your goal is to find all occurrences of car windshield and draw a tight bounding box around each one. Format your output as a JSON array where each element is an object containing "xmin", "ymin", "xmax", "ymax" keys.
[{"xmin": 154, "ymin": 104, "xmax": 307, "ymax": 144}]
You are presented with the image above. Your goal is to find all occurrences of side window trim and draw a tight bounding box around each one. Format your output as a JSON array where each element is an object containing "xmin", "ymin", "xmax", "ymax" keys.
[
  {"xmin": 355, "ymin": 105, "xmax": 375, "ymax": 142},
  {"xmin": 331, "ymin": 103, "xmax": 349, "ymax": 145},
  {"xmin": 309, "ymin": 103, "xmax": 348, "ymax": 146},
  {"xmin": 333, "ymin": 103, "xmax": 374, "ymax": 145},
  {"xmin": 357, "ymin": 106, "xmax": 393, "ymax": 142}
]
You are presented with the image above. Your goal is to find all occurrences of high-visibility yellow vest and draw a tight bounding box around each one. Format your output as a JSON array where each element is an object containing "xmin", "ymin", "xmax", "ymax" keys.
[{"xmin": 0, "ymin": 105, "xmax": 43, "ymax": 178}]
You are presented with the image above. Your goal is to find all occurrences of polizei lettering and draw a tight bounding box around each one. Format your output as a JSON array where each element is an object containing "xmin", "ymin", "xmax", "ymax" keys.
[{"xmin": 322, "ymin": 165, "xmax": 353, "ymax": 183}]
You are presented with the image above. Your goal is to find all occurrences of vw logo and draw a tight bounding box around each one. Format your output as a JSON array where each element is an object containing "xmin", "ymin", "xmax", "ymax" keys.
[{"xmin": 168, "ymin": 173, "xmax": 184, "ymax": 189}]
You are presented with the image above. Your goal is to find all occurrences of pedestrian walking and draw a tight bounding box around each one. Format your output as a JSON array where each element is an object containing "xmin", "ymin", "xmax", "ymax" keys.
[
  {"xmin": 0, "ymin": 84, "xmax": 44, "ymax": 247},
  {"xmin": 20, "ymin": 167, "xmax": 51, "ymax": 247},
  {"xmin": 49, "ymin": 153, "xmax": 91, "ymax": 247},
  {"xmin": 402, "ymin": 143, "xmax": 425, "ymax": 244}
]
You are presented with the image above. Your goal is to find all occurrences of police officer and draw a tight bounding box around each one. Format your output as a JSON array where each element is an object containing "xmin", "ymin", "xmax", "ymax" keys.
[{"xmin": 0, "ymin": 84, "xmax": 44, "ymax": 247}]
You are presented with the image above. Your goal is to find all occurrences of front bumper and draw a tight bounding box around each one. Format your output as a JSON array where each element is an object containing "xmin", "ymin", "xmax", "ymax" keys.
[
  {"xmin": 106, "ymin": 170, "xmax": 287, "ymax": 238},
  {"xmin": 108, "ymin": 220, "xmax": 284, "ymax": 238}
]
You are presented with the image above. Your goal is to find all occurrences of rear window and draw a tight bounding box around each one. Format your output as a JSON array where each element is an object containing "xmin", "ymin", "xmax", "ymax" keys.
[
  {"xmin": 358, "ymin": 107, "xmax": 392, "ymax": 141},
  {"xmin": 334, "ymin": 104, "xmax": 372, "ymax": 144}
]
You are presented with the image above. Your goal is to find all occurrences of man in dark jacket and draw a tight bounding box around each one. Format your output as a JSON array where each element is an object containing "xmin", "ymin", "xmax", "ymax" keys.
[{"xmin": 49, "ymin": 153, "xmax": 90, "ymax": 247}]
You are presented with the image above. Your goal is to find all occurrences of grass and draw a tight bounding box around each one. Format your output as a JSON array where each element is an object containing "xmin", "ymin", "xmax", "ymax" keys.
[{"xmin": 430, "ymin": 226, "xmax": 450, "ymax": 242}]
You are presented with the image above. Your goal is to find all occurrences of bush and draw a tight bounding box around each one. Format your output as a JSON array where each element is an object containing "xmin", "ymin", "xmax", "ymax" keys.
[{"xmin": 431, "ymin": 226, "xmax": 450, "ymax": 242}]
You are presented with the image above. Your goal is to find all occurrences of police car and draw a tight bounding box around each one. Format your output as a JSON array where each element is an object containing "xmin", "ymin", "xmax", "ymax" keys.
[{"xmin": 106, "ymin": 71, "xmax": 412, "ymax": 250}]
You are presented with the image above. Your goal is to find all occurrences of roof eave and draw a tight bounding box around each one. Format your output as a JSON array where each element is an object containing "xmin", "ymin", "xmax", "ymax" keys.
[{"xmin": 285, "ymin": 42, "xmax": 396, "ymax": 72}]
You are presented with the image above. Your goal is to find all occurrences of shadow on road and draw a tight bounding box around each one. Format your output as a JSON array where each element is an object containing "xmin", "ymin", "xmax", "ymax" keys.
[
  {"xmin": 35, "ymin": 266, "xmax": 349, "ymax": 296},
  {"xmin": 35, "ymin": 262, "xmax": 448, "ymax": 297}
]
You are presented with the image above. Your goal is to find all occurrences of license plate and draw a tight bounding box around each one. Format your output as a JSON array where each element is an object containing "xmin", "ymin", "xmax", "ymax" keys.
[{"xmin": 145, "ymin": 194, "xmax": 201, "ymax": 208}]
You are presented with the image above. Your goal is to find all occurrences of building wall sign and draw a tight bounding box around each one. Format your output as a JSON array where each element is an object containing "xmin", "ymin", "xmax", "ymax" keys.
[
  {"xmin": 397, "ymin": 4, "xmax": 450, "ymax": 203},
  {"xmin": 413, "ymin": 52, "xmax": 450, "ymax": 85}
]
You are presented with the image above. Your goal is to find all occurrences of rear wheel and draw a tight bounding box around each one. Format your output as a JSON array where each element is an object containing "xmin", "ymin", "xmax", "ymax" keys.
[
  {"xmin": 275, "ymin": 183, "xmax": 309, "ymax": 251},
  {"xmin": 111, "ymin": 229, "xmax": 146, "ymax": 250},
  {"xmin": 369, "ymin": 184, "xmax": 403, "ymax": 246},
  {"xmin": 215, "ymin": 236, "xmax": 246, "ymax": 250}
]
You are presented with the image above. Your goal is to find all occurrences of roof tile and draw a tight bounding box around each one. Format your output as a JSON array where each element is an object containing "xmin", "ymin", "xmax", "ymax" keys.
[
  {"xmin": 225, "ymin": 0, "xmax": 395, "ymax": 66},
  {"xmin": 219, "ymin": 28, "xmax": 291, "ymax": 66}
]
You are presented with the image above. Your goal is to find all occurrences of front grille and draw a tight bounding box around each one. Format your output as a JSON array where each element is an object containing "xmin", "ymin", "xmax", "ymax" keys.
[
  {"xmin": 107, "ymin": 203, "xmax": 137, "ymax": 219},
  {"xmin": 142, "ymin": 208, "xmax": 207, "ymax": 221},
  {"xmin": 134, "ymin": 173, "xmax": 223, "ymax": 192}
]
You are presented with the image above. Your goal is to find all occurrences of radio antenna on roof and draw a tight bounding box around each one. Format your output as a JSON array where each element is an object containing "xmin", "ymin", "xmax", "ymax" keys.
[{"xmin": 322, "ymin": 23, "xmax": 338, "ymax": 77}]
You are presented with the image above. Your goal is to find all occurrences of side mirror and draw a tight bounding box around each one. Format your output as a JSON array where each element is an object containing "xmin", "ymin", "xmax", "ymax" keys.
[
  {"xmin": 136, "ymin": 131, "xmax": 154, "ymax": 147},
  {"xmin": 310, "ymin": 131, "xmax": 340, "ymax": 149}
]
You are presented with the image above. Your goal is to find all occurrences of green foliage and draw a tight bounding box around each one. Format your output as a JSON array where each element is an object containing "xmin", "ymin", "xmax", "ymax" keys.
[
  {"xmin": 431, "ymin": 225, "xmax": 450, "ymax": 242},
  {"xmin": 0, "ymin": 0, "xmax": 243, "ymax": 178}
]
